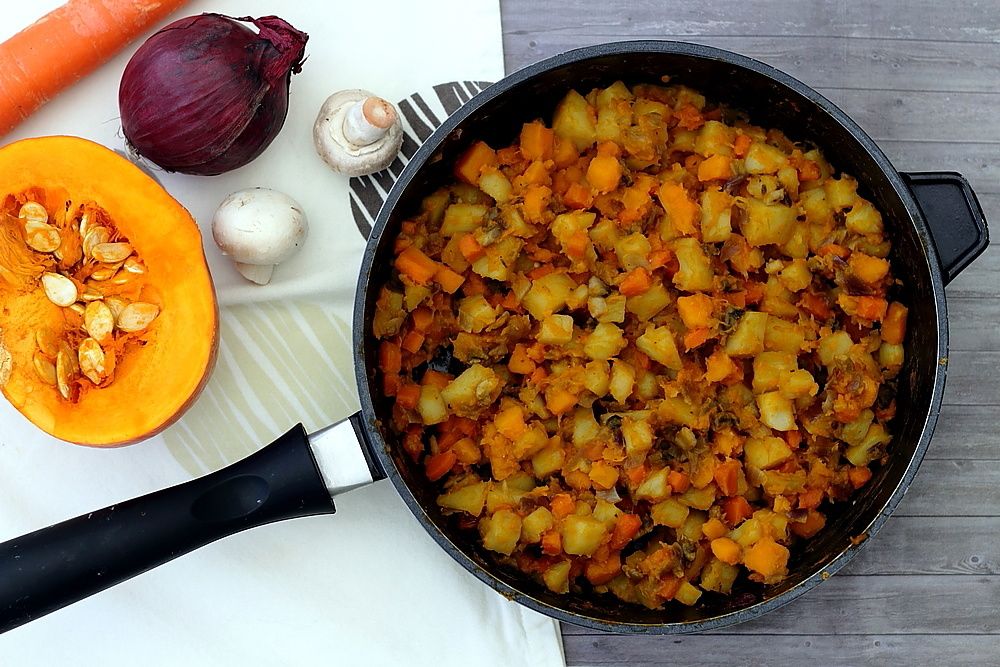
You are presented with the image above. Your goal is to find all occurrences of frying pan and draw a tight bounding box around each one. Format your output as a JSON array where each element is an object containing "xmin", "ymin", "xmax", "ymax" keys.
[{"xmin": 0, "ymin": 41, "xmax": 989, "ymax": 634}]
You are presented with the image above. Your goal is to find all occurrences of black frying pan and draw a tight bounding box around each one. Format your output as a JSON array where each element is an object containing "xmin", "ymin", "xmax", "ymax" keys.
[{"xmin": 0, "ymin": 41, "xmax": 988, "ymax": 635}]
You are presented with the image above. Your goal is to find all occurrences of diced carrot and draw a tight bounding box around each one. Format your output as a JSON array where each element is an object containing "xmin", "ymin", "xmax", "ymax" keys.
[
  {"xmin": 684, "ymin": 154, "xmax": 701, "ymax": 171},
  {"xmin": 674, "ymin": 103, "xmax": 704, "ymax": 130},
  {"xmin": 378, "ymin": 340, "xmax": 402, "ymax": 374},
  {"xmin": 840, "ymin": 294, "xmax": 889, "ymax": 321},
  {"xmin": 382, "ymin": 374, "xmax": 399, "ymax": 396},
  {"xmin": 424, "ymin": 450, "xmax": 457, "ymax": 482},
  {"xmin": 666, "ymin": 470, "xmax": 690, "ymax": 494},
  {"xmin": 790, "ymin": 509, "xmax": 827, "ymax": 538},
  {"xmin": 508, "ymin": 343, "xmax": 536, "ymax": 374},
  {"xmin": 799, "ymin": 291, "xmax": 833, "ymax": 319},
  {"xmin": 411, "ymin": 307, "xmax": 434, "ymax": 332},
  {"xmin": 882, "ymin": 302, "xmax": 908, "ymax": 345},
  {"xmin": 649, "ymin": 248, "xmax": 674, "ymax": 269},
  {"xmin": 564, "ymin": 229, "xmax": 590, "ymax": 259},
  {"xmin": 657, "ymin": 181, "xmax": 699, "ymax": 235},
  {"xmin": 393, "ymin": 237, "xmax": 413, "ymax": 254},
  {"xmin": 722, "ymin": 290, "xmax": 747, "ymax": 309},
  {"xmin": 798, "ymin": 487, "xmax": 824, "ymax": 510},
  {"xmin": 848, "ymin": 466, "xmax": 873, "ymax": 489},
  {"xmin": 697, "ymin": 154, "xmax": 733, "ymax": 181},
  {"xmin": 722, "ymin": 496, "xmax": 752, "ymax": 526},
  {"xmin": 701, "ymin": 517, "xmax": 728, "ymax": 540},
  {"xmin": 683, "ymin": 327, "xmax": 712, "ymax": 351},
  {"xmin": 817, "ymin": 243, "xmax": 850, "ymax": 258},
  {"xmin": 455, "ymin": 140, "xmax": 496, "ymax": 185},
  {"xmin": 495, "ymin": 405, "xmax": 526, "ymax": 440},
  {"xmin": 744, "ymin": 281, "xmax": 765, "ymax": 305},
  {"xmin": 527, "ymin": 264, "xmax": 556, "ymax": 280},
  {"xmin": 396, "ymin": 383, "xmax": 421, "ymax": 410},
  {"xmin": 610, "ymin": 513, "xmax": 643, "ymax": 550},
  {"xmin": 713, "ymin": 459, "xmax": 741, "ymax": 497},
  {"xmin": 400, "ymin": 330, "xmax": 425, "ymax": 354},
  {"xmin": 782, "ymin": 430, "xmax": 802, "ymax": 449},
  {"xmin": 710, "ymin": 537, "xmax": 742, "ymax": 565},
  {"xmin": 462, "ymin": 272, "xmax": 487, "ymax": 296},
  {"xmin": 797, "ymin": 159, "xmax": 821, "ymax": 181},
  {"xmin": 436, "ymin": 429, "xmax": 463, "ymax": 452},
  {"xmin": 456, "ymin": 233, "xmax": 486, "ymax": 263},
  {"xmin": 522, "ymin": 185, "xmax": 553, "ymax": 222},
  {"xmin": 550, "ymin": 493, "xmax": 575, "ymax": 519},
  {"xmin": 421, "ymin": 369, "xmax": 452, "ymax": 389},
  {"xmin": 529, "ymin": 366, "xmax": 548, "ymax": 385},
  {"xmin": 562, "ymin": 181, "xmax": 594, "ymax": 209},
  {"xmin": 585, "ymin": 553, "xmax": 622, "ymax": 585},
  {"xmin": 619, "ymin": 267, "xmax": 652, "ymax": 296},
  {"xmin": 541, "ymin": 530, "xmax": 563, "ymax": 556},
  {"xmin": 626, "ymin": 464, "xmax": 649, "ymax": 486},
  {"xmin": 395, "ymin": 246, "xmax": 440, "ymax": 285},
  {"xmin": 586, "ymin": 154, "xmax": 622, "ymax": 193},
  {"xmin": 434, "ymin": 265, "xmax": 466, "ymax": 294},
  {"xmin": 545, "ymin": 387, "xmax": 578, "ymax": 416},
  {"xmin": 496, "ymin": 146, "xmax": 522, "ymax": 166},
  {"xmin": 520, "ymin": 121, "xmax": 555, "ymax": 161},
  {"xmin": 656, "ymin": 576, "xmax": 682, "ymax": 601},
  {"xmin": 402, "ymin": 427, "xmax": 424, "ymax": 462},
  {"xmin": 733, "ymin": 133, "xmax": 752, "ymax": 158}
]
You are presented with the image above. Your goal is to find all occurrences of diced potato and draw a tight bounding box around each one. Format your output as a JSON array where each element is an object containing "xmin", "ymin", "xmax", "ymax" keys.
[
  {"xmin": 573, "ymin": 407, "xmax": 601, "ymax": 445},
  {"xmin": 615, "ymin": 233, "xmax": 652, "ymax": 271},
  {"xmin": 782, "ymin": 222, "xmax": 809, "ymax": 259},
  {"xmin": 744, "ymin": 142, "xmax": 789, "ymax": 174},
  {"xmin": 728, "ymin": 517, "xmax": 764, "ymax": 547},
  {"xmin": 471, "ymin": 236, "xmax": 523, "ymax": 281},
  {"xmin": 845, "ymin": 199, "xmax": 884, "ymax": 234},
  {"xmin": 626, "ymin": 283, "xmax": 671, "ymax": 321},
  {"xmin": 609, "ymin": 359, "xmax": 636, "ymax": 403},
  {"xmin": 824, "ymin": 176, "xmax": 857, "ymax": 210},
  {"xmin": 538, "ymin": 314, "xmax": 575, "ymax": 345},
  {"xmin": 695, "ymin": 120, "xmax": 734, "ymax": 157},
  {"xmin": 817, "ymin": 330, "xmax": 854, "ymax": 366},
  {"xmin": 636, "ymin": 370, "xmax": 659, "ymax": 400},
  {"xmin": 761, "ymin": 275, "xmax": 799, "ymax": 320},
  {"xmin": 777, "ymin": 166, "xmax": 800, "ymax": 199},
  {"xmin": 486, "ymin": 482, "xmax": 528, "ymax": 513},
  {"xmin": 441, "ymin": 203, "xmax": 488, "ymax": 236},
  {"xmin": 657, "ymin": 396, "xmax": 700, "ymax": 427},
  {"xmin": 441, "ymin": 364, "xmax": 502, "ymax": 416},
  {"xmin": 553, "ymin": 89, "xmax": 597, "ymax": 151},
  {"xmin": 522, "ymin": 507, "xmax": 555, "ymax": 543},
  {"xmin": 725, "ymin": 311, "xmax": 768, "ymax": 357},
  {"xmin": 800, "ymin": 187, "xmax": 833, "ymax": 225},
  {"xmin": 778, "ymin": 259, "xmax": 811, "ymax": 292},
  {"xmin": 842, "ymin": 409, "xmax": 875, "ymax": 447},
  {"xmin": 596, "ymin": 82, "xmax": 633, "ymax": 142},
  {"xmin": 439, "ymin": 236, "xmax": 470, "ymax": 273},
  {"xmin": 671, "ymin": 129, "xmax": 697, "ymax": 152},
  {"xmin": 417, "ymin": 385, "xmax": 449, "ymax": 425},
  {"xmin": 421, "ymin": 189, "xmax": 451, "ymax": 225},
  {"xmin": 635, "ymin": 467, "xmax": 672, "ymax": 501},
  {"xmin": 622, "ymin": 415, "xmax": 654, "ymax": 458},
  {"xmin": 674, "ymin": 580, "xmax": 703, "ymax": 606},
  {"xmin": 879, "ymin": 342, "xmax": 905, "ymax": 370},
  {"xmin": 672, "ymin": 238, "xmax": 714, "ymax": 291},
  {"xmin": 584, "ymin": 322, "xmax": 628, "ymax": 360},
  {"xmin": 700, "ymin": 188, "xmax": 733, "ymax": 242},
  {"xmin": 679, "ymin": 484, "xmax": 717, "ymax": 510},
  {"xmin": 532, "ymin": 444, "xmax": 566, "ymax": 478},
  {"xmin": 513, "ymin": 422, "xmax": 550, "ymax": 459},
  {"xmin": 592, "ymin": 498, "xmax": 623, "ymax": 527},
  {"xmin": 372, "ymin": 288, "xmax": 405, "ymax": 338},
  {"xmin": 437, "ymin": 481, "xmax": 488, "ymax": 516},
  {"xmin": 700, "ymin": 558, "xmax": 740, "ymax": 594},
  {"xmin": 636, "ymin": 325, "xmax": 683, "ymax": 370},
  {"xmin": 764, "ymin": 317, "xmax": 806, "ymax": 353},
  {"xmin": 404, "ymin": 282, "xmax": 433, "ymax": 310},
  {"xmin": 845, "ymin": 423, "xmax": 892, "ymax": 466},
  {"xmin": 458, "ymin": 295, "xmax": 498, "ymax": 333},
  {"xmin": 560, "ymin": 515, "xmax": 608, "ymax": 556},
  {"xmin": 589, "ymin": 217, "xmax": 621, "ymax": 251},
  {"xmin": 651, "ymin": 497, "xmax": 689, "ymax": 528},
  {"xmin": 742, "ymin": 199, "xmax": 796, "ymax": 247},
  {"xmin": 478, "ymin": 167, "xmax": 513, "ymax": 203},
  {"xmin": 589, "ymin": 294, "xmax": 627, "ymax": 323},
  {"xmin": 754, "ymin": 509, "xmax": 789, "ymax": 541},
  {"xmin": 752, "ymin": 351, "xmax": 797, "ymax": 393},
  {"xmin": 552, "ymin": 211, "xmax": 598, "ymax": 243},
  {"xmin": 744, "ymin": 436, "xmax": 793, "ymax": 470},
  {"xmin": 522, "ymin": 272, "xmax": 577, "ymax": 320},
  {"xmin": 482, "ymin": 509, "xmax": 522, "ymax": 555},
  {"xmin": 759, "ymin": 470, "xmax": 807, "ymax": 496},
  {"xmin": 543, "ymin": 561, "xmax": 572, "ymax": 593},
  {"xmin": 680, "ymin": 511, "xmax": 708, "ymax": 543},
  {"xmin": 779, "ymin": 369, "xmax": 818, "ymax": 398},
  {"xmin": 756, "ymin": 391, "xmax": 796, "ymax": 431},
  {"xmin": 583, "ymin": 360, "xmax": 611, "ymax": 396},
  {"xmin": 746, "ymin": 175, "xmax": 781, "ymax": 199}
]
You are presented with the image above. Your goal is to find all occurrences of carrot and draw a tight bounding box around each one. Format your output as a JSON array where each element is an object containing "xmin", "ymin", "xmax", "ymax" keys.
[
  {"xmin": 382, "ymin": 374, "xmax": 399, "ymax": 396},
  {"xmin": 882, "ymin": 302, "xmax": 908, "ymax": 344},
  {"xmin": 562, "ymin": 181, "xmax": 594, "ymax": 209},
  {"xmin": 424, "ymin": 451, "xmax": 457, "ymax": 482},
  {"xmin": 797, "ymin": 159, "xmax": 821, "ymax": 181},
  {"xmin": 713, "ymin": 459, "xmax": 741, "ymax": 497},
  {"xmin": 434, "ymin": 265, "xmax": 466, "ymax": 294},
  {"xmin": 683, "ymin": 327, "xmax": 711, "ymax": 350},
  {"xmin": 585, "ymin": 553, "xmax": 622, "ymax": 585},
  {"xmin": 667, "ymin": 470, "xmax": 690, "ymax": 493},
  {"xmin": 527, "ymin": 264, "xmax": 555, "ymax": 280},
  {"xmin": 619, "ymin": 267, "xmax": 652, "ymax": 296},
  {"xmin": 395, "ymin": 246, "xmax": 440, "ymax": 285},
  {"xmin": 648, "ymin": 248, "xmax": 674, "ymax": 269},
  {"xmin": 784, "ymin": 430, "xmax": 803, "ymax": 448},
  {"xmin": 790, "ymin": 509, "xmax": 826, "ymax": 538},
  {"xmin": 550, "ymin": 493, "xmax": 575, "ymax": 519},
  {"xmin": 674, "ymin": 103, "xmax": 704, "ymax": 130},
  {"xmin": 799, "ymin": 291, "xmax": 833, "ymax": 319},
  {"xmin": 733, "ymin": 133, "xmax": 752, "ymax": 157},
  {"xmin": 817, "ymin": 243, "xmax": 850, "ymax": 258},
  {"xmin": 411, "ymin": 307, "xmax": 434, "ymax": 332},
  {"xmin": 378, "ymin": 340, "xmax": 402, "ymax": 374},
  {"xmin": 564, "ymin": 229, "xmax": 589, "ymax": 259},
  {"xmin": 462, "ymin": 272, "xmax": 487, "ymax": 296},
  {"xmin": 396, "ymin": 382, "xmax": 421, "ymax": 410},
  {"xmin": 610, "ymin": 513, "xmax": 643, "ymax": 550},
  {"xmin": 402, "ymin": 427, "xmax": 424, "ymax": 462},
  {"xmin": 541, "ymin": 530, "xmax": 562, "ymax": 556},
  {"xmin": 722, "ymin": 496, "xmax": 752, "ymax": 526},
  {"xmin": 848, "ymin": 466, "xmax": 873, "ymax": 489},
  {"xmin": 400, "ymin": 330, "xmax": 425, "ymax": 354},
  {"xmin": 458, "ymin": 233, "xmax": 486, "ymax": 262},
  {"xmin": 455, "ymin": 140, "xmax": 496, "ymax": 185},
  {"xmin": 797, "ymin": 487, "xmax": 824, "ymax": 510},
  {"xmin": 839, "ymin": 294, "xmax": 888, "ymax": 321},
  {"xmin": 0, "ymin": 0, "xmax": 191, "ymax": 136},
  {"xmin": 626, "ymin": 464, "xmax": 649, "ymax": 486},
  {"xmin": 656, "ymin": 576, "xmax": 682, "ymax": 601},
  {"xmin": 421, "ymin": 369, "xmax": 452, "ymax": 389}
]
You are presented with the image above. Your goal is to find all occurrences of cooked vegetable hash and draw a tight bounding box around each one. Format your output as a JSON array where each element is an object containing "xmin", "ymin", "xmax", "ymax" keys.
[{"xmin": 373, "ymin": 80, "xmax": 907, "ymax": 609}]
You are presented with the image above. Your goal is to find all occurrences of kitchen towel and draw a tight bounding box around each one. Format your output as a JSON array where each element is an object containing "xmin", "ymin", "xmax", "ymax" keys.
[{"xmin": 0, "ymin": 1, "xmax": 566, "ymax": 665}]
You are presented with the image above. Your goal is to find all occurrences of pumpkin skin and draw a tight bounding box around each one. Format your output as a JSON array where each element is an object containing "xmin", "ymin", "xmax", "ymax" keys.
[{"xmin": 0, "ymin": 136, "xmax": 218, "ymax": 446}]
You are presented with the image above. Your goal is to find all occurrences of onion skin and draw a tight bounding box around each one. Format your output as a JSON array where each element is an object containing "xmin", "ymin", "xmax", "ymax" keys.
[{"xmin": 119, "ymin": 14, "xmax": 308, "ymax": 176}]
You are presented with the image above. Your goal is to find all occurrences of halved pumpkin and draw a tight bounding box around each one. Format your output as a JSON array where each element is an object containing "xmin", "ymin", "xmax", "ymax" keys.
[{"xmin": 0, "ymin": 136, "xmax": 218, "ymax": 446}]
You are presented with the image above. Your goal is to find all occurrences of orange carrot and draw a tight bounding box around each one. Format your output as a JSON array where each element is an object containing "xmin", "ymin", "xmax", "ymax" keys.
[
  {"xmin": 411, "ymin": 307, "xmax": 434, "ymax": 332},
  {"xmin": 0, "ymin": 0, "xmax": 190, "ymax": 136},
  {"xmin": 395, "ymin": 246, "xmax": 440, "ymax": 285},
  {"xmin": 562, "ymin": 181, "xmax": 594, "ymax": 209},
  {"xmin": 541, "ymin": 530, "xmax": 562, "ymax": 556},
  {"xmin": 610, "ymin": 514, "xmax": 643, "ymax": 550},
  {"xmin": 421, "ymin": 369, "xmax": 452, "ymax": 389},
  {"xmin": 683, "ymin": 327, "xmax": 711, "ymax": 350},
  {"xmin": 797, "ymin": 487, "xmax": 824, "ymax": 510},
  {"xmin": 619, "ymin": 267, "xmax": 652, "ymax": 296},
  {"xmin": 733, "ymin": 134, "xmax": 752, "ymax": 157},
  {"xmin": 722, "ymin": 495, "xmax": 752, "ymax": 526},
  {"xmin": 656, "ymin": 576, "xmax": 682, "ymax": 600},
  {"xmin": 434, "ymin": 265, "xmax": 466, "ymax": 294},
  {"xmin": 424, "ymin": 451, "xmax": 457, "ymax": 482},
  {"xmin": 378, "ymin": 340, "xmax": 402, "ymax": 374},
  {"xmin": 396, "ymin": 383, "xmax": 421, "ymax": 410},
  {"xmin": 848, "ymin": 466, "xmax": 873, "ymax": 489},
  {"xmin": 550, "ymin": 493, "xmax": 575, "ymax": 519},
  {"xmin": 400, "ymin": 330, "xmax": 425, "ymax": 354},
  {"xmin": 667, "ymin": 470, "xmax": 690, "ymax": 493},
  {"xmin": 790, "ymin": 509, "xmax": 826, "ymax": 538},
  {"xmin": 713, "ymin": 459, "xmax": 741, "ymax": 497},
  {"xmin": 564, "ymin": 229, "xmax": 589, "ymax": 258},
  {"xmin": 458, "ymin": 233, "xmax": 486, "ymax": 262}
]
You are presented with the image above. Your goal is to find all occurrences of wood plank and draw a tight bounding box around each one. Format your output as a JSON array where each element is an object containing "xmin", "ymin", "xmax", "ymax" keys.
[
  {"xmin": 929, "ymin": 405, "xmax": 1000, "ymax": 461},
  {"xmin": 504, "ymin": 35, "xmax": 1000, "ymax": 94},
  {"xmin": 563, "ymin": 633, "xmax": 1000, "ymax": 667},
  {"xmin": 841, "ymin": 516, "xmax": 1000, "ymax": 576},
  {"xmin": 938, "ymin": 351, "xmax": 1000, "ymax": 406},
  {"xmin": 878, "ymin": 140, "xmax": 1000, "ymax": 196},
  {"xmin": 947, "ymin": 299, "xmax": 1000, "ymax": 352},
  {"xmin": 946, "ymin": 248, "xmax": 1000, "ymax": 298},
  {"xmin": 893, "ymin": 460, "xmax": 999, "ymax": 517},
  {"xmin": 559, "ymin": 575, "xmax": 1000, "ymax": 635}
]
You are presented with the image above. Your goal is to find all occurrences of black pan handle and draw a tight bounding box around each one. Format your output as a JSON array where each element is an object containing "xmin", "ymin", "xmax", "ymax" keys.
[
  {"xmin": 0, "ymin": 424, "xmax": 336, "ymax": 635},
  {"xmin": 901, "ymin": 172, "xmax": 989, "ymax": 284}
]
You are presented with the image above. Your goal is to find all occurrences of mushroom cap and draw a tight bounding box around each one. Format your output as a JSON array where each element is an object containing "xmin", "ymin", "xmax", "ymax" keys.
[
  {"xmin": 212, "ymin": 188, "xmax": 308, "ymax": 266},
  {"xmin": 313, "ymin": 89, "xmax": 404, "ymax": 177}
]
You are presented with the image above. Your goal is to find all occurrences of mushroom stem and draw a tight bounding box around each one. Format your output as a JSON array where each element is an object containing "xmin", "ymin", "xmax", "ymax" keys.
[
  {"xmin": 234, "ymin": 262, "xmax": 275, "ymax": 285},
  {"xmin": 343, "ymin": 96, "xmax": 397, "ymax": 146}
]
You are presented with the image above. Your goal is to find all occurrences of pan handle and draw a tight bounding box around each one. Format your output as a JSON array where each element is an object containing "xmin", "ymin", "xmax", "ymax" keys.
[
  {"xmin": 0, "ymin": 424, "xmax": 336, "ymax": 635},
  {"xmin": 901, "ymin": 172, "xmax": 989, "ymax": 284}
]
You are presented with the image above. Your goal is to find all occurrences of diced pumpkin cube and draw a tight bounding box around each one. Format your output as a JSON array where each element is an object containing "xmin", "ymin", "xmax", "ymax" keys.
[
  {"xmin": 455, "ymin": 141, "xmax": 496, "ymax": 185},
  {"xmin": 677, "ymin": 293, "xmax": 714, "ymax": 329},
  {"xmin": 743, "ymin": 538, "xmax": 789, "ymax": 579},
  {"xmin": 520, "ymin": 121, "xmax": 555, "ymax": 161}
]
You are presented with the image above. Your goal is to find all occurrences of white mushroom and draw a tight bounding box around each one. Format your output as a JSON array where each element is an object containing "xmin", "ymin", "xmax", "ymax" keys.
[
  {"xmin": 313, "ymin": 89, "xmax": 404, "ymax": 176},
  {"xmin": 212, "ymin": 188, "xmax": 308, "ymax": 285}
]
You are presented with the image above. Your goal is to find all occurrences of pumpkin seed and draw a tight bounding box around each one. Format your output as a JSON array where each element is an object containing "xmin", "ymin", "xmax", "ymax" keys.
[
  {"xmin": 122, "ymin": 256, "xmax": 145, "ymax": 274},
  {"xmin": 82, "ymin": 227, "xmax": 110, "ymax": 258},
  {"xmin": 117, "ymin": 302, "xmax": 159, "ymax": 332},
  {"xmin": 32, "ymin": 352, "xmax": 57, "ymax": 385},
  {"xmin": 91, "ymin": 242, "xmax": 132, "ymax": 263},
  {"xmin": 24, "ymin": 220, "xmax": 61, "ymax": 253},
  {"xmin": 78, "ymin": 211, "xmax": 91, "ymax": 240},
  {"xmin": 110, "ymin": 272, "xmax": 134, "ymax": 286},
  {"xmin": 80, "ymin": 288, "xmax": 104, "ymax": 302},
  {"xmin": 41, "ymin": 272, "xmax": 78, "ymax": 307},
  {"xmin": 89, "ymin": 263, "xmax": 121, "ymax": 281},
  {"xmin": 35, "ymin": 329, "xmax": 60, "ymax": 358},
  {"xmin": 18, "ymin": 201, "xmax": 48, "ymax": 225},
  {"xmin": 105, "ymin": 297, "xmax": 127, "ymax": 322},
  {"xmin": 67, "ymin": 303, "xmax": 86, "ymax": 316},
  {"xmin": 55, "ymin": 345, "xmax": 78, "ymax": 400},
  {"xmin": 77, "ymin": 337, "xmax": 107, "ymax": 385},
  {"xmin": 54, "ymin": 222, "xmax": 82, "ymax": 266},
  {"xmin": 84, "ymin": 301, "xmax": 114, "ymax": 343}
]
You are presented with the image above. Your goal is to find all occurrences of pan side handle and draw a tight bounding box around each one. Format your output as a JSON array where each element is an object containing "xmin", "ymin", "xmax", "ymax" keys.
[
  {"xmin": 0, "ymin": 424, "xmax": 335, "ymax": 635},
  {"xmin": 901, "ymin": 172, "xmax": 990, "ymax": 284}
]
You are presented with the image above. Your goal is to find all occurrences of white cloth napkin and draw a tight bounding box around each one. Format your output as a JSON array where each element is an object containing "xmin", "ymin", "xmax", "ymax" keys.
[{"xmin": 0, "ymin": 1, "xmax": 565, "ymax": 665}]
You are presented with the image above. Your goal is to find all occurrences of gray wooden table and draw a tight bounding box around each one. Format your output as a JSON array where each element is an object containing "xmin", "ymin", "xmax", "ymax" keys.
[{"xmin": 500, "ymin": 1, "xmax": 1000, "ymax": 664}]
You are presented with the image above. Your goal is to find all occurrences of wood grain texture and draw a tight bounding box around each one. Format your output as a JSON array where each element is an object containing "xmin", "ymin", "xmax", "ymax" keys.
[{"xmin": 498, "ymin": 1, "xmax": 1000, "ymax": 663}]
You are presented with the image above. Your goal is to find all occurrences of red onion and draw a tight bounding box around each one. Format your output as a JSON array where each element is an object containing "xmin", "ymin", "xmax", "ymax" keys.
[{"xmin": 119, "ymin": 14, "xmax": 308, "ymax": 176}]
